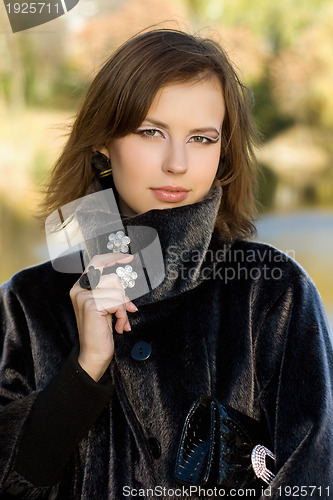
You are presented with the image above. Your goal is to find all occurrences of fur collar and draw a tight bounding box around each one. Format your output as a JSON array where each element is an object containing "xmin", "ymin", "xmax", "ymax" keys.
[{"xmin": 75, "ymin": 185, "xmax": 225, "ymax": 305}]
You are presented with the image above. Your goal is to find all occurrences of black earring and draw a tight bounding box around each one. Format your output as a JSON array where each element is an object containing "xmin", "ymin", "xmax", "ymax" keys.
[{"xmin": 91, "ymin": 151, "xmax": 112, "ymax": 177}]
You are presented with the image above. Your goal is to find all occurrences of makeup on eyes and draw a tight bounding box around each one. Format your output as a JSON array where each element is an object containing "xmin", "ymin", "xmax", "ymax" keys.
[{"xmin": 135, "ymin": 126, "xmax": 220, "ymax": 143}]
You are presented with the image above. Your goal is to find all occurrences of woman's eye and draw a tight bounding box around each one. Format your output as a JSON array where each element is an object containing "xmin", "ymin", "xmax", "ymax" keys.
[
  {"xmin": 137, "ymin": 128, "xmax": 163, "ymax": 138},
  {"xmin": 144, "ymin": 129, "xmax": 157, "ymax": 136},
  {"xmin": 190, "ymin": 136, "xmax": 211, "ymax": 143},
  {"xmin": 189, "ymin": 135, "xmax": 219, "ymax": 144}
]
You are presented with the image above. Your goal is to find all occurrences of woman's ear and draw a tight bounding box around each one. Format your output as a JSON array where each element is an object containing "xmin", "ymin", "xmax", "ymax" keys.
[{"xmin": 93, "ymin": 145, "xmax": 109, "ymax": 158}]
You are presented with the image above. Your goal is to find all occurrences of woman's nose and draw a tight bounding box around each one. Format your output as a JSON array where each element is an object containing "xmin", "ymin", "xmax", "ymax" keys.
[{"xmin": 162, "ymin": 142, "xmax": 188, "ymax": 175}]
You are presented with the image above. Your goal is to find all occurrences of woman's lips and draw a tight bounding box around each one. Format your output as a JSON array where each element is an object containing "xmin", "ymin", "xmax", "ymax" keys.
[{"xmin": 151, "ymin": 186, "xmax": 190, "ymax": 202}]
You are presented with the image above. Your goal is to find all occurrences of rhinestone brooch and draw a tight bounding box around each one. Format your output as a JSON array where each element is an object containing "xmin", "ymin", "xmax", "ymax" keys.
[
  {"xmin": 107, "ymin": 231, "xmax": 138, "ymax": 289},
  {"xmin": 251, "ymin": 444, "xmax": 275, "ymax": 484},
  {"xmin": 115, "ymin": 265, "xmax": 138, "ymax": 289},
  {"xmin": 107, "ymin": 231, "xmax": 131, "ymax": 253}
]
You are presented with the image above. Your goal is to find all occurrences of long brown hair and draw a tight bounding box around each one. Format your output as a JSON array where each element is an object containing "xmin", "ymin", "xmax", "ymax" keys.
[{"xmin": 41, "ymin": 28, "xmax": 260, "ymax": 241}]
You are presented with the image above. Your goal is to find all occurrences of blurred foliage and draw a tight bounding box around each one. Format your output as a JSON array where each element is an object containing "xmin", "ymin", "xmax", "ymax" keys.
[
  {"xmin": 301, "ymin": 167, "xmax": 333, "ymax": 207},
  {"xmin": 0, "ymin": 9, "xmax": 82, "ymax": 110},
  {"xmin": 49, "ymin": 62, "xmax": 89, "ymax": 109},
  {"xmin": 197, "ymin": 0, "xmax": 329, "ymax": 50},
  {"xmin": 1, "ymin": 0, "xmax": 333, "ymax": 132},
  {"xmin": 186, "ymin": 0, "xmax": 333, "ymax": 131},
  {"xmin": 251, "ymin": 69, "xmax": 295, "ymax": 140},
  {"xmin": 31, "ymin": 150, "xmax": 50, "ymax": 184},
  {"xmin": 257, "ymin": 164, "xmax": 279, "ymax": 212},
  {"xmin": 1, "ymin": 0, "xmax": 333, "ymax": 208}
]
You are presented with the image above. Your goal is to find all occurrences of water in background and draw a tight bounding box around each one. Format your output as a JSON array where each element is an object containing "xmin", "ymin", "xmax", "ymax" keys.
[{"xmin": 256, "ymin": 210, "xmax": 333, "ymax": 337}]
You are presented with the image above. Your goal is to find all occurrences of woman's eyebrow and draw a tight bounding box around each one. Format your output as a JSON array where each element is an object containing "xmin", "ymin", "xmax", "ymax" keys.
[{"xmin": 142, "ymin": 118, "xmax": 220, "ymax": 136}]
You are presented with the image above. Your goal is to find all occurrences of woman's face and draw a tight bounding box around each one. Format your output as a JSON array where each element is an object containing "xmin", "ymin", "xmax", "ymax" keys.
[{"xmin": 104, "ymin": 75, "xmax": 225, "ymax": 216}]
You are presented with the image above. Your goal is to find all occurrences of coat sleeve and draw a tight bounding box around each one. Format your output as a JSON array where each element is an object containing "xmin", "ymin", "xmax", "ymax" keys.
[
  {"xmin": 0, "ymin": 278, "xmax": 113, "ymax": 498},
  {"xmin": 256, "ymin": 271, "xmax": 333, "ymax": 499},
  {"xmin": 0, "ymin": 280, "xmax": 58, "ymax": 498}
]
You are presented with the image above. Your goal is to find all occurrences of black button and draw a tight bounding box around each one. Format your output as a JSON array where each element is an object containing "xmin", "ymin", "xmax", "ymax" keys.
[
  {"xmin": 131, "ymin": 341, "xmax": 152, "ymax": 361},
  {"xmin": 148, "ymin": 437, "xmax": 161, "ymax": 459}
]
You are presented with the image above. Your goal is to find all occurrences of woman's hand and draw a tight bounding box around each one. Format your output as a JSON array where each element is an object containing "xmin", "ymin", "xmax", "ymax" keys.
[{"xmin": 70, "ymin": 253, "xmax": 138, "ymax": 381}]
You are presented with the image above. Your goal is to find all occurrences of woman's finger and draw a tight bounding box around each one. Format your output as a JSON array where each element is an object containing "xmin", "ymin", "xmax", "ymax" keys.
[
  {"xmin": 94, "ymin": 272, "xmax": 127, "ymax": 290},
  {"xmin": 87, "ymin": 252, "xmax": 134, "ymax": 273},
  {"xmin": 71, "ymin": 254, "xmax": 134, "ymax": 296},
  {"xmin": 77, "ymin": 294, "xmax": 128, "ymax": 333}
]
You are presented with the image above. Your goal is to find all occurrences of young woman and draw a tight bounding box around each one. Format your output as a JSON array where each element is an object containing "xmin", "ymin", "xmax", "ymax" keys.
[{"xmin": 0, "ymin": 29, "xmax": 332, "ymax": 499}]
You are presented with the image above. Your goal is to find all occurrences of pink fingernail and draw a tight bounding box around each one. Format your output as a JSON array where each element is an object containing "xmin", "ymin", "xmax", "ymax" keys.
[
  {"xmin": 126, "ymin": 321, "xmax": 132, "ymax": 331},
  {"xmin": 130, "ymin": 302, "xmax": 138, "ymax": 311}
]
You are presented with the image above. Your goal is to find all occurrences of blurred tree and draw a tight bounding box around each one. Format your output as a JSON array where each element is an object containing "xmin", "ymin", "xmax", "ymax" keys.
[
  {"xmin": 270, "ymin": 5, "xmax": 333, "ymax": 128},
  {"xmin": 198, "ymin": 0, "xmax": 333, "ymax": 131},
  {"xmin": 257, "ymin": 163, "xmax": 279, "ymax": 211},
  {"xmin": 185, "ymin": 0, "xmax": 206, "ymax": 20},
  {"xmin": 0, "ymin": 10, "xmax": 71, "ymax": 110},
  {"xmin": 0, "ymin": 22, "xmax": 25, "ymax": 109},
  {"xmin": 202, "ymin": 0, "xmax": 329, "ymax": 51},
  {"xmin": 2, "ymin": 0, "xmax": 333, "ymax": 131},
  {"xmin": 251, "ymin": 69, "xmax": 294, "ymax": 139}
]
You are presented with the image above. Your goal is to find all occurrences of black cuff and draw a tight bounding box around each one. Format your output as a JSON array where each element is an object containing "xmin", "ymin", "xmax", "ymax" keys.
[{"xmin": 15, "ymin": 347, "xmax": 113, "ymax": 486}]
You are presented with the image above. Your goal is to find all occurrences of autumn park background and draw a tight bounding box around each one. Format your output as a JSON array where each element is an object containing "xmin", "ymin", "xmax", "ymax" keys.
[{"xmin": 1, "ymin": 0, "xmax": 333, "ymax": 331}]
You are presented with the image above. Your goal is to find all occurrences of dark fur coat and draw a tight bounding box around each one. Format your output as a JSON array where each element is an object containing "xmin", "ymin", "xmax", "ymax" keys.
[{"xmin": 0, "ymin": 186, "xmax": 332, "ymax": 499}]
